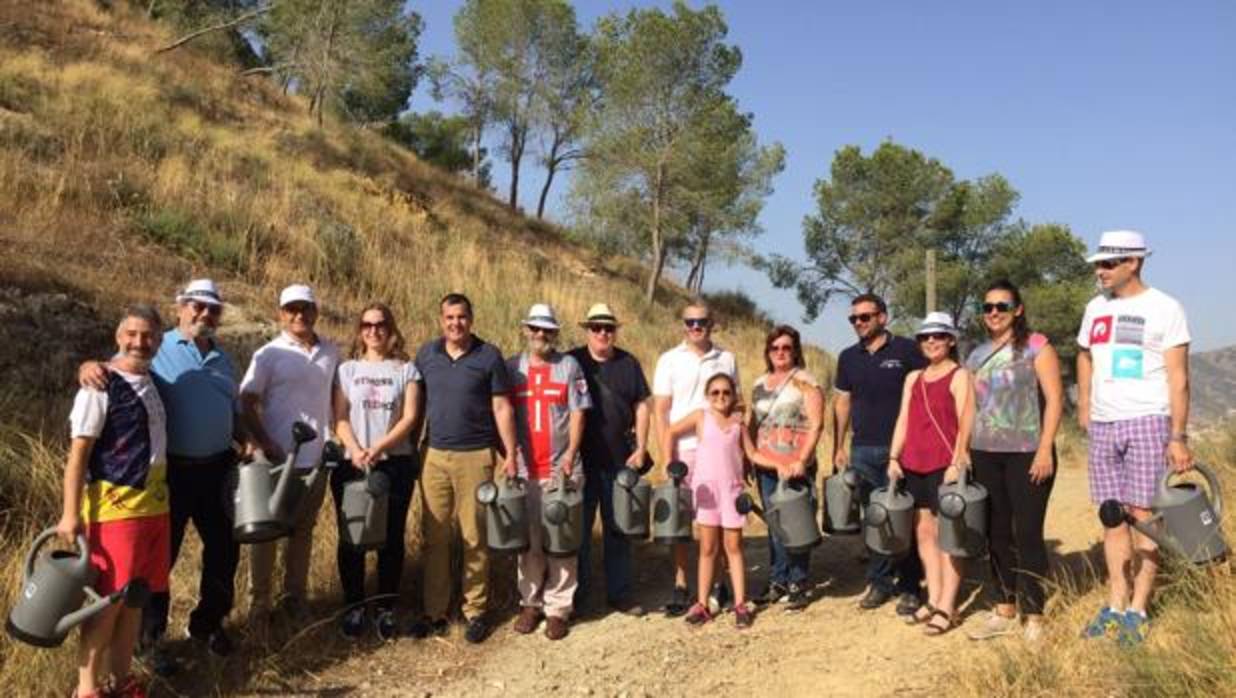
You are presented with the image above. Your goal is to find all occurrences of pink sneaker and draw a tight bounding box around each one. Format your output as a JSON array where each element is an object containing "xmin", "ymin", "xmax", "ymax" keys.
[{"xmin": 684, "ymin": 602, "xmax": 713, "ymax": 626}]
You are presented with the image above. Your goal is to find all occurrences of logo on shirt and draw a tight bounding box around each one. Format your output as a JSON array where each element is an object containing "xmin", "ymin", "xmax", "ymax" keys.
[
  {"xmin": 1111, "ymin": 348, "xmax": 1144, "ymax": 379},
  {"xmin": 879, "ymin": 359, "xmax": 904, "ymax": 370},
  {"xmin": 1089, "ymin": 315, "xmax": 1113, "ymax": 345},
  {"xmin": 1114, "ymin": 315, "xmax": 1146, "ymax": 346}
]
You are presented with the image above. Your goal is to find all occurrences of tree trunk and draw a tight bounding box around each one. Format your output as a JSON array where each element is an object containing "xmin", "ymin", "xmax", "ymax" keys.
[
  {"xmin": 685, "ymin": 232, "xmax": 710, "ymax": 294},
  {"xmin": 644, "ymin": 161, "xmax": 668, "ymax": 302},
  {"xmin": 537, "ymin": 163, "xmax": 557, "ymax": 220},
  {"xmin": 471, "ymin": 122, "xmax": 483, "ymax": 185},
  {"xmin": 507, "ymin": 121, "xmax": 526, "ymax": 210}
]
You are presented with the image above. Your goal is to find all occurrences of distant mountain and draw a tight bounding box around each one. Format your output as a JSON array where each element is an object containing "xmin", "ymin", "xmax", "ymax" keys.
[{"xmin": 1192, "ymin": 345, "xmax": 1236, "ymax": 424}]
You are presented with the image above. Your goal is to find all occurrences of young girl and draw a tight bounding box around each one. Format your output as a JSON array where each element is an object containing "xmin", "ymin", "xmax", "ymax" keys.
[
  {"xmin": 888, "ymin": 312, "xmax": 974, "ymax": 636},
  {"xmin": 665, "ymin": 373, "xmax": 755, "ymax": 629}
]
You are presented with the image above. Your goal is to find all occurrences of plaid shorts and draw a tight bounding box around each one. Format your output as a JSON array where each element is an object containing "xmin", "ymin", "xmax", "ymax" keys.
[{"xmin": 1088, "ymin": 415, "xmax": 1170, "ymax": 508}]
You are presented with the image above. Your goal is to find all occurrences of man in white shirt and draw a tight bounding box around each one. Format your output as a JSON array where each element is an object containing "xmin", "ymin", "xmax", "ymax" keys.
[
  {"xmin": 654, "ymin": 300, "xmax": 739, "ymax": 616},
  {"xmin": 1076, "ymin": 230, "xmax": 1191, "ymax": 646},
  {"xmin": 240, "ymin": 284, "xmax": 341, "ymax": 621}
]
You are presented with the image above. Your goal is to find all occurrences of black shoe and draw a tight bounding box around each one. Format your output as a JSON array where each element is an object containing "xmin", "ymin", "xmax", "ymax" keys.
[
  {"xmin": 895, "ymin": 592, "xmax": 923, "ymax": 617},
  {"xmin": 464, "ymin": 616, "xmax": 490, "ymax": 644},
  {"xmin": 664, "ymin": 586, "xmax": 691, "ymax": 617},
  {"xmin": 373, "ymin": 609, "xmax": 398, "ymax": 641},
  {"xmin": 608, "ymin": 598, "xmax": 646, "ymax": 617},
  {"xmin": 188, "ymin": 626, "xmax": 234, "ymax": 657},
  {"xmin": 138, "ymin": 641, "xmax": 180, "ymax": 677},
  {"xmin": 406, "ymin": 616, "xmax": 449, "ymax": 639},
  {"xmin": 340, "ymin": 606, "xmax": 366, "ymax": 638},
  {"xmin": 755, "ymin": 582, "xmax": 789, "ymax": 607},
  {"xmin": 784, "ymin": 583, "xmax": 809, "ymax": 613},
  {"xmin": 708, "ymin": 582, "xmax": 733, "ymax": 615},
  {"xmin": 859, "ymin": 587, "xmax": 894, "ymax": 610}
]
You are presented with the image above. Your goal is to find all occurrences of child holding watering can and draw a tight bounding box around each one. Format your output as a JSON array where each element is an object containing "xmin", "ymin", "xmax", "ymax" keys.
[
  {"xmin": 887, "ymin": 312, "xmax": 975, "ymax": 636},
  {"xmin": 662, "ymin": 373, "xmax": 756, "ymax": 629}
]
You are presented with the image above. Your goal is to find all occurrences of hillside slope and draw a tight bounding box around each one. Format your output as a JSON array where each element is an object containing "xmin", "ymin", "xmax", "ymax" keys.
[{"xmin": 1192, "ymin": 345, "xmax": 1236, "ymax": 424}]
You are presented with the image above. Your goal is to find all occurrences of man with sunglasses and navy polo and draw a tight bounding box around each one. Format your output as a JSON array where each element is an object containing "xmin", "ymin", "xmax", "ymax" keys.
[
  {"xmin": 1077, "ymin": 230, "xmax": 1191, "ymax": 645},
  {"xmin": 832, "ymin": 293, "xmax": 926, "ymax": 615}
]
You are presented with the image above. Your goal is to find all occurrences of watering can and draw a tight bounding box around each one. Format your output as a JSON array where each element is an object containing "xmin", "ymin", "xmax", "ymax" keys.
[
  {"xmin": 864, "ymin": 480, "xmax": 914, "ymax": 556},
  {"xmin": 477, "ymin": 476, "xmax": 530, "ymax": 553},
  {"xmin": 541, "ymin": 474, "xmax": 584, "ymax": 557},
  {"xmin": 338, "ymin": 468, "xmax": 391, "ymax": 550},
  {"xmin": 937, "ymin": 468, "xmax": 989, "ymax": 558},
  {"xmin": 823, "ymin": 468, "xmax": 862, "ymax": 534},
  {"xmin": 6, "ymin": 529, "xmax": 150, "ymax": 648},
  {"xmin": 736, "ymin": 478, "xmax": 821, "ymax": 554},
  {"xmin": 228, "ymin": 421, "xmax": 325, "ymax": 544},
  {"xmin": 1099, "ymin": 463, "xmax": 1227, "ymax": 565},
  {"xmin": 652, "ymin": 460, "xmax": 693, "ymax": 544},
  {"xmin": 613, "ymin": 461, "xmax": 653, "ymax": 538}
]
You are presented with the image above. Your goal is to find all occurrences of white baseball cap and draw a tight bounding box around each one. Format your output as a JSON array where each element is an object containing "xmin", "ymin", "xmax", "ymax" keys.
[
  {"xmin": 916, "ymin": 311, "xmax": 960, "ymax": 338},
  {"xmin": 175, "ymin": 279, "xmax": 223, "ymax": 306},
  {"xmin": 279, "ymin": 284, "xmax": 317, "ymax": 307},
  {"xmin": 523, "ymin": 303, "xmax": 560, "ymax": 331},
  {"xmin": 1086, "ymin": 230, "xmax": 1152, "ymax": 263}
]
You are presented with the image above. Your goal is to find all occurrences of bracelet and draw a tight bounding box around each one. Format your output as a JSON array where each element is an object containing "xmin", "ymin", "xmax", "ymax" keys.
[
  {"xmin": 1170, "ymin": 433, "xmax": 1188, "ymax": 444},
  {"xmin": 889, "ymin": 455, "xmax": 901, "ymax": 462}
]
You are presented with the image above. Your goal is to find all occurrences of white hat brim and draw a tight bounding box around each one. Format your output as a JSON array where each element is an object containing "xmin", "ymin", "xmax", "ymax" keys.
[
  {"xmin": 525, "ymin": 321, "xmax": 560, "ymax": 331},
  {"xmin": 1086, "ymin": 250, "xmax": 1151, "ymax": 264}
]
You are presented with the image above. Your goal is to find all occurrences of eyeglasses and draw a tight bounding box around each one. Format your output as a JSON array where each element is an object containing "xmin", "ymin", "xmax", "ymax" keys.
[
  {"xmin": 282, "ymin": 303, "xmax": 315, "ymax": 316},
  {"xmin": 189, "ymin": 301, "xmax": 221, "ymax": 317},
  {"xmin": 528, "ymin": 326, "xmax": 557, "ymax": 336},
  {"xmin": 1093, "ymin": 258, "xmax": 1129, "ymax": 270},
  {"xmin": 981, "ymin": 302, "xmax": 1015, "ymax": 315},
  {"xmin": 918, "ymin": 332, "xmax": 953, "ymax": 342},
  {"xmin": 360, "ymin": 321, "xmax": 388, "ymax": 332},
  {"xmin": 683, "ymin": 318, "xmax": 711, "ymax": 329},
  {"xmin": 587, "ymin": 325, "xmax": 615, "ymax": 335},
  {"xmin": 848, "ymin": 312, "xmax": 877, "ymax": 325},
  {"xmin": 707, "ymin": 389, "xmax": 732, "ymax": 397},
  {"xmin": 769, "ymin": 344, "xmax": 794, "ymax": 354}
]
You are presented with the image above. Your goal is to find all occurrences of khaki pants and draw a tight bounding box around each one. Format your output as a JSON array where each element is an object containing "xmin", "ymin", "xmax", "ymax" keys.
[
  {"xmin": 420, "ymin": 447, "xmax": 495, "ymax": 620},
  {"xmin": 518, "ymin": 478, "xmax": 579, "ymax": 619},
  {"xmin": 249, "ymin": 469, "xmax": 329, "ymax": 611}
]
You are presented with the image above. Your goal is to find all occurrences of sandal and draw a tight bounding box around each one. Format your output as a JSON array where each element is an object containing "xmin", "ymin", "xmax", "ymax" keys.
[
  {"xmin": 904, "ymin": 603, "xmax": 936, "ymax": 626},
  {"xmin": 923, "ymin": 609, "xmax": 957, "ymax": 637}
]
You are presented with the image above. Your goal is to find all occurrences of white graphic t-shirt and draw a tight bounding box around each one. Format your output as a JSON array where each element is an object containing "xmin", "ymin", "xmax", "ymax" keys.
[{"xmin": 1076, "ymin": 287, "xmax": 1189, "ymax": 422}]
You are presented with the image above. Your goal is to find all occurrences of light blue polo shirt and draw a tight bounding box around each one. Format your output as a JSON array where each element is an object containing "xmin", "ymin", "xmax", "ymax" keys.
[{"xmin": 152, "ymin": 328, "xmax": 237, "ymax": 458}]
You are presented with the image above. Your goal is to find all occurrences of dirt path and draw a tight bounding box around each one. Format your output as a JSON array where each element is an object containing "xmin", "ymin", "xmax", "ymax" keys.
[{"xmin": 259, "ymin": 464, "xmax": 1099, "ymax": 697}]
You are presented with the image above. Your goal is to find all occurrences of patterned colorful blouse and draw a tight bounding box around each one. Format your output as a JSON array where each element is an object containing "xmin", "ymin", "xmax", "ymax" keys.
[
  {"xmin": 966, "ymin": 332, "xmax": 1049, "ymax": 453},
  {"xmin": 750, "ymin": 370, "xmax": 820, "ymax": 468}
]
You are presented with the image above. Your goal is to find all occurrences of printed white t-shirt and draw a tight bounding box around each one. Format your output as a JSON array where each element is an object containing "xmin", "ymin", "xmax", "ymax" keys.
[
  {"xmin": 240, "ymin": 332, "xmax": 340, "ymax": 468},
  {"xmin": 1076, "ymin": 287, "xmax": 1189, "ymax": 422},
  {"xmin": 336, "ymin": 359, "xmax": 420, "ymax": 457},
  {"xmin": 653, "ymin": 342, "xmax": 739, "ymax": 452}
]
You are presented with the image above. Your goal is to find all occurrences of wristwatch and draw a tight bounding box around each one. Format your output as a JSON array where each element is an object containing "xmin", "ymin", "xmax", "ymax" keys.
[{"xmin": 1169, "ymin": 432, "xmax": 1189, "ymax": 444}]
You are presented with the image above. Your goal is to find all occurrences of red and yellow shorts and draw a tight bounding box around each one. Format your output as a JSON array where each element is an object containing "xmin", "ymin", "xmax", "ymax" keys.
[{"xmin": 86, "ymin": 515, "xmax": 170, "ymax": 595}]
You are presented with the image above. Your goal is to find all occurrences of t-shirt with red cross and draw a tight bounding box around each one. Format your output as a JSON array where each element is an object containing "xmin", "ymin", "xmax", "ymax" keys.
[{"xmin": 506, "ymin": 351, "xmax": 592, "ymax": 481}]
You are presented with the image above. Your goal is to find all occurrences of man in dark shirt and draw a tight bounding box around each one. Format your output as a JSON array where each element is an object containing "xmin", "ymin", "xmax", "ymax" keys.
[
  {"xmin": 833, "ymin": 293, "xmax": 927, "ymax": 614},
  {"xmin": 568, "ymin": 304, "xmax": 651, "ymax": 617},
  {"xmin": 409, "ymin": 293, "xmax": 518, "ymax": 644}
]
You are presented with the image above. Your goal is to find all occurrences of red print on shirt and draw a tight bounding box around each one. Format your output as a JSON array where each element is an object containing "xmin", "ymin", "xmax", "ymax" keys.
[{"xmin": 1090, "ymin": 315, "xmax": 1113, "ymax": 345}]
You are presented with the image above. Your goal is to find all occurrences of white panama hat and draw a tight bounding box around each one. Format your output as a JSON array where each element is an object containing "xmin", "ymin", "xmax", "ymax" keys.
[
  {"xmin": 175, "ymin": 279, "xmax": 223, "ymax": 306},
  {"xmin": 1086, "ymin": 230, "xmax": 1152, "ymax": 264},
  {"xmin": 522, "ymin": 303, "xmax": 560, "ymax": 331},
  {"xmin": 915, "ymin": 311, "xmax": 960, "ymax": 338}
]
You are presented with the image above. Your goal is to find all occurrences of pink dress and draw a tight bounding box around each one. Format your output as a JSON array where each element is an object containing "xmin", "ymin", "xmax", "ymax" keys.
[{"xmin": 692, "ymin": 411, "xmax": 746, "ymax": 529}]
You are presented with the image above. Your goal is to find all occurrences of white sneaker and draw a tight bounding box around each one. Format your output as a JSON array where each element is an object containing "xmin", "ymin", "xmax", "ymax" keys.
[
  {"xmin": 1023, "ymin": 619, "xmax": 1045, "ymax": 643},
  {"xmin": 966, "ymin": 611, "xmax": 1019, "ymax": 640}
]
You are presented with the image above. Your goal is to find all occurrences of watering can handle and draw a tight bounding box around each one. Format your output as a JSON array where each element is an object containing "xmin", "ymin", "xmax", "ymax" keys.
[
  {"xmin": 24, "ymin": 528, "xmax": 90, "ymax": 584},
  {"xmin": 1161, "ymin": 462, "xmax": 1224, "ymax": 517}
]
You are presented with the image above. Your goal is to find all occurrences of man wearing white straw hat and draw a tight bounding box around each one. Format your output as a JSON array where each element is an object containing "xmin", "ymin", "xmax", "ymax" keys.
[
  {"xmin": 507, "ymin": 303, "xmax": 592, "ymax": 640},
  {"xmin": 1076, "ymin": 230, "xmax": 1192, "ymax": 646}
]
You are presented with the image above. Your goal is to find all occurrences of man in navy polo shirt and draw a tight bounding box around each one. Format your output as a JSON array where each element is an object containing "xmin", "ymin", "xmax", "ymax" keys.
[
  {"xmin": 832, "ymin": 293, "xmax": 926, "ymax": 614},
  {"xmin": 409, "ymin": 293, "xmax": 518, "ymax": 644}
]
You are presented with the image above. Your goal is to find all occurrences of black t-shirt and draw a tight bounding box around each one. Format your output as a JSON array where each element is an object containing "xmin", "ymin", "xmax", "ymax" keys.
[
  {"xmin": 415, "ymin": 336, "xmax": 512, "ymax": 451},
  {"xmin": 568, "ymin": 346, "xmax": 651, "ymax": 470},
  {"xmin": 834, "ymin": 333, "xmax": 926, "ymax": 447}
]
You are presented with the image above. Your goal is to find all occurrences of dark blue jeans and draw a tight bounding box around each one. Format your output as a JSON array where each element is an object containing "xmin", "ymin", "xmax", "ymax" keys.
[
  {"xmin": 575, "ymin": 464, "xmax": 634, "ymax": 606},
  {"xmin": 850, "ymin": 445, "xmax": 923, "ymax": 595},
  {"xmin": 758, "ymin": 469, "xmax": 814, "ymax": 586}
]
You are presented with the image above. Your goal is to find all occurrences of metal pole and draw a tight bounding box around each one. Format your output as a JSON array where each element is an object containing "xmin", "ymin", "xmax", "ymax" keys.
[{"xmin": 925, "ymin": 248, "xmax": 937, "ymax": 313}]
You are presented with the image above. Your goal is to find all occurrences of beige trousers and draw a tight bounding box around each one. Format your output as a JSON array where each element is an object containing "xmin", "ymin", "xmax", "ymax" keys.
[
  {"xmin": 420, "ymin": 447, "xmax": 495, "ymax": 620},
  {"xmin": 517, "ymin": 478, "xmax": 579, "ymax": 619},
  {"xmin": 249, "ymin": 469, "xmax": 329, "ymax": 610}
]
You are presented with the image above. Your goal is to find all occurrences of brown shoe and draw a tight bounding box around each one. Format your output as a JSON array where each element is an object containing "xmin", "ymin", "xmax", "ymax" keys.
[
  {"xmin": 545, "ymin": 615, "xmax": 569, "ymax": 641},
  {"xmin": 513, "ymin": 607, "xmax": 543, "ymax": 635}
]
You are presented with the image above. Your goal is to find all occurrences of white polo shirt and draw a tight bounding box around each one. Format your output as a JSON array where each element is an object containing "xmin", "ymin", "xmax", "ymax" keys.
[
  {"xmin": 653, "ymin": 342, "xmax": 739, "ymax": 452},
  {"xmin": 240, "ymin": 332, "xmax": 340, "ymax": 468}
]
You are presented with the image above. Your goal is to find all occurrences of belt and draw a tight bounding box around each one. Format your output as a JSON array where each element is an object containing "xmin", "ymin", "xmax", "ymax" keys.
[{"xmin": 168, "ymin": 449, "xmax": 236, "ymax": 467}]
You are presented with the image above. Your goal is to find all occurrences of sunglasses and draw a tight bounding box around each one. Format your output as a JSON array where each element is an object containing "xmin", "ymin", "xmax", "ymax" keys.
[
  {"xmin": 918, "ymin": 332, "xmax": 953, "ymax": 342},
  {"xmin": 769, "ymin": 343, "xmax": 794, "ymax": 354},
  {"xmin": 683, "ymin": 318, "xmax": 711, "ymax": 329},
  {"xmin": 360, "ymin": 321, "xmax": 388, "ymax": 332},
  {"xmin": 981, "ymin": 302, "xmax": 1015, "ymax": 315},
  {"xmin": 282, "ymin": 303, "xmax": 315, "ymax": 316},
  {"xmin": 528, "ymin": 326, "xmax": 557, "ymax": 335},
  {"xmin": 190, "ymin": 301, "xmax": 221, "ymax": 317},
  {"xmin": 848, "ymin": 312, "xmax": 877, "ymax": 325},
  {"xmin": 1093, "ymin": 258, "xmax": 1130, "ymax": 270},
  {"xmin": 708, "ymin": 389, "xmax": 733, "ymax": 397},
  {"xmin": 586, "ymin": 324, "xmax": 615, "ymax": 334}
]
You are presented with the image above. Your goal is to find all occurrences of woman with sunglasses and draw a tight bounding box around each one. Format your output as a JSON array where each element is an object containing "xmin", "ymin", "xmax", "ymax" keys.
[
  {"xmin": 747, "ymin": 325, "xmax": 824, "ymax": 611},
  {"xmin": 330, "ymin": 303, "xmax": 422, "ymax": 640},
  {"xmin": 887, "ymin": 312, "xmax": 974, "ymax": 636},
  {"xmin": 964, "ymin": 280, "xmax": 1062, "ymax": 642}
]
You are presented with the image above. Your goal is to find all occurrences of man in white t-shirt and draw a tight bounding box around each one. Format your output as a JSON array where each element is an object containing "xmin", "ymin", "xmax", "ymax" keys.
[
  {"xmin": 653, "ymin": 300, "xmax": 739, "ymax": 616},
  {"xmin": 1076, "ymin": 230, "xmax": 1192, "ymax": 646},
  {"xmin": 240, "ymin": 284, "xmax": 341, "ymax": 621}
]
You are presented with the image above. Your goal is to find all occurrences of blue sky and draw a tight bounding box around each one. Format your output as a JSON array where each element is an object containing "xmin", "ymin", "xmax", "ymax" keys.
[{"xmin": 408, "ymin": 1, "xmax": 1236, "ymax": 353}]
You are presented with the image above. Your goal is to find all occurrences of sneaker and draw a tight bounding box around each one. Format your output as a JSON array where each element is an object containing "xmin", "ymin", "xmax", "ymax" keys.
[
  {"xmin": 708, "ymin": 582, "xmax": 732, "ymax": 615},
  {"xmin": 665, "ymin": 586, "xmax": 691, "ymax": 618},
  {"xmin": 734, "ymin": 605, "xmax": 754, "ymax": 629},
  {"xmin": 545, "ymin": 616, "xmax": 569, "ymax": 641},
  {"xmin": 513, "ymin": 606, "xmax": 543, "ymax": 635},
  {"xmin": 136, "ymin": 641, "xmax": 179, "ymax": 678},
  {"xmin": 373, "ymin": 609, "xmax": 398, "ymax": 642},
  {"xmin": 187, "ymin": 627, "xmax": 234, "ymax": 657},
  {"xmin": 1023, "ymin": 618, "xmax": 1045, "ymax": 643},
  {"xmin": 1081, "ymin": 606, "xmax": 1124, "ymax": 640},
  {"xmin": 755, "ymin": 582, "xmax": 789, "ymax": 606},
  {"xmin": 894, "ymin": 592, "xmax": 923, "ymax": 617},
  {"xmin": 406, "ymin": 616, "xmax": 449, "ymax": 639},
  {"xmin": 608, "ymin": 599, "xmax": 646, "ymax": 617},
  {"xmin": 464, "ymin": 615, "xmax": 490, "ymax": 644},
  {"xmin": 858, "ymin": 587, "xmax": 893, "ymax": 610},
  {"xmin": 683, "ymin": 602, "xmax": 713, "ymax": 626},
  {"xmin": 275, "ymin": 596, "xmax": 307, "ymax": 625},
  {"xmin": 340, "ymin": 606, "xmax": 366, "ymax": 639},
  {"xmin": 966, "ymin": 611, "xmax": 1020, "ymax": 641},
  {"xmin": 110, "ymin": 674, "xmax": 149, "ymax": 698},
  {"xmin": 1118, "ymin": 609, "xmax": 1149, "ymax": 646},
  {"xmin": 784, "ymin": 583, "xmax": 809, "ymax": 613}
]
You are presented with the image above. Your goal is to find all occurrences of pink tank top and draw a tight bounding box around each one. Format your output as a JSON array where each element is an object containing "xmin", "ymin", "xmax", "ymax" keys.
[
  {"xmin": 694, "ymin": 411, "xmax": 744, "ymax": 484},
  {"xmin": 902, "ymin": 366, "xmax": 960, "ymax": 474}
]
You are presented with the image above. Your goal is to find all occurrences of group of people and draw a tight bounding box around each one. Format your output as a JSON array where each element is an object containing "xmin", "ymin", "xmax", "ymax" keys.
[{"xmin": 53, "ymin": 229, "xmax": 1192, "ymax": 698}]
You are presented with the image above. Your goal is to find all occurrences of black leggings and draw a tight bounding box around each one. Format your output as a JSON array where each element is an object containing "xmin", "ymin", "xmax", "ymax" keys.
[
  {"xmin": 971, "ymin": 449, "xmax": 1055, "ymax": 615},
  {"xmin": 329, "ymin": 455, "xmax": 418, "ymax": 609}
]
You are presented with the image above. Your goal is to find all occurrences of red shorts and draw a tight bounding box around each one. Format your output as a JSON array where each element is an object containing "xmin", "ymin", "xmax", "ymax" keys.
[{"xmin": 86, "ymin": 515, "xmax": 170, "ymax": 595}]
